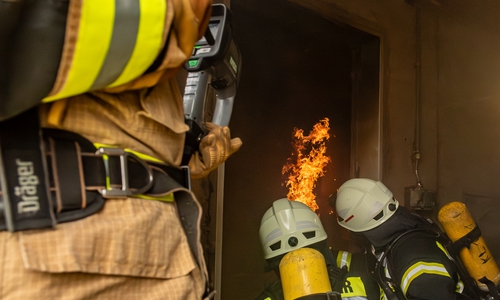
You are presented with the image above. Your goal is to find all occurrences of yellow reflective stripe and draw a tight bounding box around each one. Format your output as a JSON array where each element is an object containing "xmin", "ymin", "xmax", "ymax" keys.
[
  {"xmin": 380, "ymin": 286, "xmax": 387, "ymax": 300},
  {"xmin": 44, "ymin": 0, "xmax": 115, "ymax": 102},
  {"xmin": 101, "ymin": 153, "xmax": 112, "ymax": 189},
  {"xmin": 94, "ymin": 143, "xmax": 164, "ymax": 163},
  {"xmin": 400, "ymin": 261, "xmax": 451, "ymax": 295},
  {"xmin": 336, "ymin": 250, "xmax": 352, "ymax": 271},
  {"xmin": 108, "ymin": 0, "xmax": 166, "ymax": 87},
  {"xmin": 44, "ymin": 0, "xmax": 168, "ymax": 100},
  {"xmin": 340, "ymin": 276, "xmax": 367, "ymax": 298},
  {"xmin": 135, "ymin": 193, "xmax": 174, "ymax": 202},
  {"xmin": 90, "ymin": 0, "xmax": 141, "ymax": 90},
  {"xmin": 264, "ymin": 298, "xmax": 271, "ymax": 300}
]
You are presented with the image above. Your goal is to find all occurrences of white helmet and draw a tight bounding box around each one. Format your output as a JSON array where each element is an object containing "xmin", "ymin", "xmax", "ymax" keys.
[
  {"xmin": 335, "ymin": 178, "xmax": 399, "ymax": 232},
  {"xmin": 259, "ymin": 198, "xmax": 327, "ymax": 259}
]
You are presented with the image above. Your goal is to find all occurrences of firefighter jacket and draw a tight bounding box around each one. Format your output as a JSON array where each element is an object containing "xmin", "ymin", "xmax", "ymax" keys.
[
  {"xmin": 336, "ymin": 251, "xmax": 382, "ymax": 300},
  {"xmin": 376, "ymin": 224, "xmax": 468, "ymax": 299},
  {"xmin": 0, "ymin": 0, "xmax": 242, "ymax": 299}
]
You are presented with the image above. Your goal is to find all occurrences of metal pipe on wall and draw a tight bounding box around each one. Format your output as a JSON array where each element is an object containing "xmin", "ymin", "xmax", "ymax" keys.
[
  {"xmin": 405, "ymin": 0, "xmax": 435, "ymax": 211},
  {"xmin": 413, "ymin": 0, "xmax": 423, "ymax": 188}
]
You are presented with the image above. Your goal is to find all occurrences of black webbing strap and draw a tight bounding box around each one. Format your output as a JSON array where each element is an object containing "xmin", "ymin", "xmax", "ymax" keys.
[
  {"xmin": 0, "ymin": 108, "xmax": 56, "ymax": 231},
  {"xmin": 330, "ymin": 265, "xmax": 348, "ymax": 293},
  {"xmin": 0, "ymin": 127, "xmax": 192, "ymax": 229},
  {"xmin": 478, "ymin": 276, "xmax": 500, "ymax": 300},
  {"xmin": 182, "ymin": 118, "xmax": 204, "ymax": 166},
  {"xmin": 0, "ymin": 123, "xmax": 206, "ymax": 291},
  {"xmin": 447, "ymin": 225, "xmax": 482, "ymax": 257},
  {"xmin": 294, "ymin": 292, "xmax": 342, "ymax": 300}
]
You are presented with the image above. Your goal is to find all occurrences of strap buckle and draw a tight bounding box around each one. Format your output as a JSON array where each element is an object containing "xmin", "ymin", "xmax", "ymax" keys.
[
  {"xmin": 97, "ymin": 148, "xmax": 154, "ymax": 198},
  {"xmin": 180, "ymin": 165, "xmax": 191, "ymax": 190}
]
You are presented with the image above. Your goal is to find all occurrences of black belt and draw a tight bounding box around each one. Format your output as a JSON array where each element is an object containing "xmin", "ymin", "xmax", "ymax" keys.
[{"xmin": 0, "ymin": 108, "xmax": 191, "ymax": 231}]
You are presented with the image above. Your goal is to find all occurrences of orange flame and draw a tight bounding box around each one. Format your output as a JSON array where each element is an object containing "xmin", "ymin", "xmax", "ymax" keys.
[{"xmin": 282, "ymin": 118, "xmax": 331, "ymax": 211}]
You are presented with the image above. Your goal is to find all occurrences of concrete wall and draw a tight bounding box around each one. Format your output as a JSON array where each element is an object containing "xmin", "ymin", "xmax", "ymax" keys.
[{"xmin": 433, "ymin": 0, "xmax": 500, "ymax": 265}]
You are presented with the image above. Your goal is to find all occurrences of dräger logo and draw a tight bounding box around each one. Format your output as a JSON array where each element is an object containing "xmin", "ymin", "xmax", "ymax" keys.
[{"xmin": 14, "ymin": 159, "xmax": 40, "ymax": 214}]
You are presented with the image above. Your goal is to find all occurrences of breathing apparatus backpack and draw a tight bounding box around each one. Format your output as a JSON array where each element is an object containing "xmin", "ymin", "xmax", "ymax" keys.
[
  {"xmin": 374, "ymin": 210, "xmax": 499, "ymax": 300},
  {"xmin": 438, "ymin": 202, "xmax": 500, "ymax": 300},
  {"xmin": 279, "ymin": 248, "xmax": 343, "ymax": 300}
]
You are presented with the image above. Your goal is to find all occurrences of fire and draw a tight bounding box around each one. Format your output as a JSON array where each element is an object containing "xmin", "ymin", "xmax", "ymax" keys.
[{"xmin": 282, "ymin": 118, "xmax": 331, "ymax": 211}]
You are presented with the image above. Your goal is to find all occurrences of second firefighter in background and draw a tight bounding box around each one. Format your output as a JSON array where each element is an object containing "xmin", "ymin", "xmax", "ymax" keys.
[{"xmin": 255, "ymin": 198, "xmax": 382, "ymax": 300}]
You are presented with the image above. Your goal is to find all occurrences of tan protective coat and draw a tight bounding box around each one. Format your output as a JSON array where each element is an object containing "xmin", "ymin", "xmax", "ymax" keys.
[{"xmin": 0, "ymin": 1, "xmax": 219, "ymax": 299}]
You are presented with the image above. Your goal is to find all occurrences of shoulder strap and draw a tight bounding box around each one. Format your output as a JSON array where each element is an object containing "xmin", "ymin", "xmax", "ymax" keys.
[
  {"xmin": 375, "ymin": 229, "xmax": 432, "ymax": 300},
  {"xmin": 330, "ymin": 265, "xmax": 349, "ymax": 293}
]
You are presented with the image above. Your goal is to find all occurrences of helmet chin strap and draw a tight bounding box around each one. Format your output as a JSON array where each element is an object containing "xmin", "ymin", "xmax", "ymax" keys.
[{"xmin": 363, "ymin": 206, "xmax": 419, "ymax": 248}]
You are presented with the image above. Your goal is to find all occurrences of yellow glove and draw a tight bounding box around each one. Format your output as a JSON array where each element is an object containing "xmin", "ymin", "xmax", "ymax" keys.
[{"xmin": 188, "ymin": 122, "xmax": 242, "ymax": 178}]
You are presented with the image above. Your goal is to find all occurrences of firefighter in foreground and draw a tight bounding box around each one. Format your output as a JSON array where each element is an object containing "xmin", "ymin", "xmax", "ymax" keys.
[
  {"xmin": 255, "ymin": 198, "xmax": 381, "ymax": 300},
  {"xmin": 0, "ymin": 1, "xmax": 241, "ymax": 299},
  {"xmin": 335, "ymin": 178, "xmax": 476, "ymax": 300}
]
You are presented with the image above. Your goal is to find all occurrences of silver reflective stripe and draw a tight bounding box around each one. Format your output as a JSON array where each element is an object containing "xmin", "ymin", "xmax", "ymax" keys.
[
  {"xmin": 265, "ymin": 227, "xmax": 283, "ymax": 245},
  {"xmin": 91, "ymin": 0, "xmax": 140, "ymax": 89},
  {"xmin": 337, "ymin": 250, "xmax": 352, "ymax": 271},
  {"xmin": 456, "ymin": 279, "xmax": 465, "ymax": 293}
]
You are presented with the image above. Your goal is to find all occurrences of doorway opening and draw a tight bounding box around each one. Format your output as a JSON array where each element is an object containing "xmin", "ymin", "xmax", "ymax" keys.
[{"xmin": 210, "ymin": 0, "xmax": 382, "ymax": 297}]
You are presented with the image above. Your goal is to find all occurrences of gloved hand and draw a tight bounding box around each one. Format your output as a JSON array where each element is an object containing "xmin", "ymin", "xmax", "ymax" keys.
[{"xmin": 188, "ymin": 122, "xmax": 242, "ymax": 178}]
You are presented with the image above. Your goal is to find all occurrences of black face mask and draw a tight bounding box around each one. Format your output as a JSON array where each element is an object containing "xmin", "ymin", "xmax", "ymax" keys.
[{"xmin": 362, "ymin": 206, "xmax": 420, "ymax": 249}]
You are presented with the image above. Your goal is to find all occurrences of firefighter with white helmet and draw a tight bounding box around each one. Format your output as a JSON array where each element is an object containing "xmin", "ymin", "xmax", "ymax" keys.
[
  {"xmin": 255, "ymin": 198, "xmax": 381, "ymax": 300},
  {"xmin": 335, "ymin": 178, "xmax": 475, "ymax": 300}
]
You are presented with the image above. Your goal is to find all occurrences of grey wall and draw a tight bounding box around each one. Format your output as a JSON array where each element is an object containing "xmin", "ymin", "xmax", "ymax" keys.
[{"xmin": 433, "ymin": 0, "xmax": 500, "ymax": 268}]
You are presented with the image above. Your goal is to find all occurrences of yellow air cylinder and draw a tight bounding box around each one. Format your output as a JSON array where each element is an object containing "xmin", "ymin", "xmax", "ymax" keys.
[
  {"xmin": 438, "ymin": 201, "xmax": 500, "ymax": 291},
  {"xmin": 279, "ymin": 247, "xmax": 332, "ymax": 300}
]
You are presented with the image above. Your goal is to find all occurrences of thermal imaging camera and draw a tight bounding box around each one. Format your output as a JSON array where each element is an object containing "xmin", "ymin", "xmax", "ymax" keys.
[{"xmin": 182, "ymin": 4, "xmax": 242, "ymax": 163}]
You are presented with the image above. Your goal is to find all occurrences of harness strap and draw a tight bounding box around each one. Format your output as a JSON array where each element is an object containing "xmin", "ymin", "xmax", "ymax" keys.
[
  {"xmin": 0, "ymin": 112, "xmax": 211, "ymax": 295},
  {"xmin": 478, "ymin": 277, "xmax": 500, "ymax": 300},
  {"xmin": 0, "ymin": 126, "xmax": 192, "ymax": 229},
  {"xmin": 0, "ymin": 108, "xmax": 56, "ymax": 231},
  {"xmin": 447, "ymin": 225, "xmax": 482, "ymax": 257},
  {"xmin": 330, "ymin": 265, "xmax": 348, "ymax": 293}
]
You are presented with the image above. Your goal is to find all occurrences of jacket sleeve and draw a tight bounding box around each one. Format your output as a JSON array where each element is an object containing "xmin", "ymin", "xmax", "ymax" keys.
[
  {"xmin": 104, "ymin": 0, "xmax": 213, "ymax": 92},
  {"xmin": 404, "ymin": 272, "xmax": 460, "ymax": 300},
  {"xmin": 389, "ymin": 233, "xmax": 464, "ymax": 300}
]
